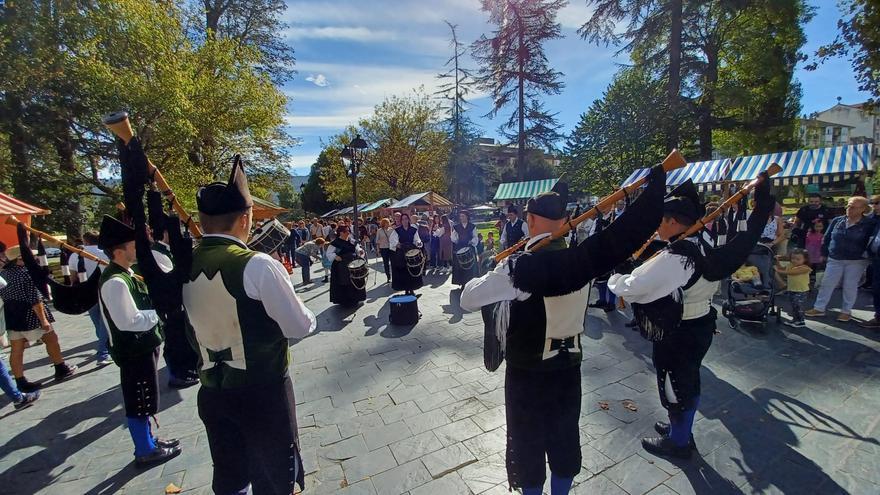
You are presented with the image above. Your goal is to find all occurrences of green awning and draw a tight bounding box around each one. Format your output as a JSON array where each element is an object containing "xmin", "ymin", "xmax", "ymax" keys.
[{"xmin": 493, "ymin": 178, "xmax": 559, "ymax": 201}]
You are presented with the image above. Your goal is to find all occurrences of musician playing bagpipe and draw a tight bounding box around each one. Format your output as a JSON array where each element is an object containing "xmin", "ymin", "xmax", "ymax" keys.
[
  {"xmin": 451, "ymin": 210, "xmax": 479, "ymax": 287},
  {"xmin": 608, "ymin": 176, "xmax": 773, "ymax": 459},
  {"xmin": 326, "ymin": 224, "xmax": 367, "ymax": 306},
  {"xmin": 389, "ymin": 213, "xmax": 424, "ymax": 295},
  {"xmin": 95, "ymin": 215, "xmax": 181, "ymax": 466},
  {"xmin": 459, "ymin": 165, "xmax": 667, "ymax": 495},
  {"xmin": 180, "ymin": 159, "xmax": 316, "ymax": 494}
]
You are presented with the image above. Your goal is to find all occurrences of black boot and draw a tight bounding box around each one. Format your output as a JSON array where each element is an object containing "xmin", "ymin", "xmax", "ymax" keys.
[
  {"xmin": 642, "ymin": 436, "xmax": 693, "ymax": 459},
  {"xmin": 625, "ymin": 318, "xmax": 639, "ymax": 328},
  {"xmin": 135, "ymin": 445, "xmax": 182, "ymax": 467},
  {"xmin": 53, "ymin": 363, "xmax": 78, "ymax": 381},
  {"xmin": 15, "ymin": 376, "xmax": 41, "ymax": 393}
]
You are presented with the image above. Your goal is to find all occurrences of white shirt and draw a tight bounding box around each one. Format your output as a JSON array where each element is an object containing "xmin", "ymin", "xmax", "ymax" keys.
[
  {"xmin": 607, "ymin": 250, "xmax": 695, "ymax": 304},
  {"xmin": 0, "ymin": 275, "xmax": 7, "ymax": 289},
  {"xmin": 190, "ymin": 234, "xmax": 316, "ymax": 339},
  {"xmin": 100, "ymin": 266, "xmax": 160, "ymax": 333},
  {"xmin": 459, "ymin": 233, "xmax": 553, "ymax": 312},
  {"xmin": 499, "ymin": 218, "xmax": 529, "ymax": 248},
  {"xmin": 325, "ymin": 238, "xmax": 363, "ymax": 262},
  {"xmin": 68, "ymin": 245, "xmax": 108, "ymax": 277},
  {"xmin": 450, "ymin": 223, "xmax": 479, "ymax": 247},
  {"xmin": 389, "ymin": 228, "xmax": 423, "ymax": 251}
]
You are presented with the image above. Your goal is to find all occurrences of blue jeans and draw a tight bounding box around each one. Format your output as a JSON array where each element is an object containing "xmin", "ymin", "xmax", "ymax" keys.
[
  {"xmin": 89, "ymin": 304, "xmax": 110, "ymax": 359},
  {"xmin": 0, "ymin": 358, "xmax": 22, "ymax": 402},
  {"xmin": 295, "ymin": 253, "xmax": 311, "ymax": 282},
  {"xmin": 872, "ymin": 258, "xmax": 880, "ymax": 319}
]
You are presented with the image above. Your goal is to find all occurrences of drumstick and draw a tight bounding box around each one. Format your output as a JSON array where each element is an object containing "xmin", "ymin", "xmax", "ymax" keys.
[
  {"xmin": 102, "ymin": 111, "xmax": 204, "ymax": 238},
  {"xmin": 495, "ymin": 149, "xmax": 687, "ymax": 262}
]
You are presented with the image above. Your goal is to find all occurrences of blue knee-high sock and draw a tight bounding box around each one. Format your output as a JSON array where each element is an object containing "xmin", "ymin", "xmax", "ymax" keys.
[
  {"xmin": 523, "ymin": 487, "xmax": 543, "ymax": 495},
  {"xmin": 127, "ymin": 417, "xmax": 157, "ymax": 456},
  {"xmin": 551, "ymin": 474, "xmax": 574, "ymax": 495},
  {"xmin": 669, "ymin": 396, "xmax": 700, "ymax": 447}
]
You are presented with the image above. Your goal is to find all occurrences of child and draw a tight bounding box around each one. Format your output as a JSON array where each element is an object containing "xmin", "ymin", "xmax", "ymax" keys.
[
  {"xmin": 804, "ymin": 220, "xmax": 825, "ymax": 269},
  {"xmin": 732, "ymin": 261, "xmax": 763, "ymax": 295},
  {"xmin": 774, "ymin": 249, "xmax": 812, "ymax": 328}
]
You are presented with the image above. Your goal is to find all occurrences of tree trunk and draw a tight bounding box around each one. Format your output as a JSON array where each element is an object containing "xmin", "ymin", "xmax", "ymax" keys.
[
  {"xmin": 666, "ymin": 0, "xmax": 683, "ymax": 151},
  {"xmin": 55, "ymin": 117, "xmax": 76, "ymax": 172},
  {"xmin": 698, "ymin": 44, "xmax": 719, "ymax": 160},
  {"xmin": 6, "ymin": 95, "xmax": 32, "ymax": 199},
  {"xmin": 517, "ymin": 21, "xmax": 526, "ymax": 181}
]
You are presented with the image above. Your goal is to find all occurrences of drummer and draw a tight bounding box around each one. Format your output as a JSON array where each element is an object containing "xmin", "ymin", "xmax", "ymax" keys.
[
  {"xmin": 389, "ymin": 213, "xmax": 424, "ymax": 295},
  {"xmin": 451, "ymin": 211, "xmax": 479, "ymax": 288},
  {"xmin": 326, "ymin": 225, "xmax": 366, "ymax": 306}
]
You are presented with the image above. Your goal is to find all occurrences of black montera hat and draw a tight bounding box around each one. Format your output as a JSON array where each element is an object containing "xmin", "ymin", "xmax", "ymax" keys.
[
  {"xmin": 526, "ymin": 181, "xmax": 569, "ymax": 220},
  {"xmin": 663, "ymin": 179, "xmax": 702, "ymax": 224},
  {"xmin": 98, "ymin": 215, "xmax": 136, "ymax": 250},
  {"xmin": 196, "ymin": 155, "xmax": 254, "ymax": 215}
]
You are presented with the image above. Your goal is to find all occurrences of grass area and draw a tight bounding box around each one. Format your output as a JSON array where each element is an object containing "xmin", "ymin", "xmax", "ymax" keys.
[{"xmin": 475, "ymin": 221, "xmax": 497, "ymax": 242}]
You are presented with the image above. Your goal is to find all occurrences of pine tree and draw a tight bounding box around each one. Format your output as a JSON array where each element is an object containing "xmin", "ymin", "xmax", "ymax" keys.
[{"xmin": 472, "ymin": 0, "xmax": 565, "ymax": 180}]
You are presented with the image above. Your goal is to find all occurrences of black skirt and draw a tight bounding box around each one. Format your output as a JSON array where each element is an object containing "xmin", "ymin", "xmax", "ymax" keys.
[
  {"xmin": 329, "ymin": 255, "xmax": 366, "ymax": 306},
  {"xmin": 391, "ymin": 247, "xmax": 424, "ymax": 291},
  {"xmin": 119, "ymin": 347, "xmax": 160, "ymax": 418}
]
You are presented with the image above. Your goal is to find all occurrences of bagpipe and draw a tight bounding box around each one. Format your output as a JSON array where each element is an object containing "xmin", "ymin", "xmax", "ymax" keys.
[
  {"xmin": 626, "ymin": 163, "xmax": 782, "ymax": 342},
  {"xmin": 493, "ymin": 149, "xmax": 687, "ymax": 262},
  {"xmin": 5, "ymin": 217, "xmax": 102, "ymax": 314}
]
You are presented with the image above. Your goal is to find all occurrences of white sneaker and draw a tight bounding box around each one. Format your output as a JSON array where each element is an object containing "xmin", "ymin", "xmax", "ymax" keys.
[{"xmin": 96, "ymin": 357, "xmax": 114, "ymax": 366}]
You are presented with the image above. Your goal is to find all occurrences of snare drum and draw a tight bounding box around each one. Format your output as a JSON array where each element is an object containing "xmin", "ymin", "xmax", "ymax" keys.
[
  {"xmin": 404, "ymin": 248, "xmax": 425, "ymax": 277},
  {"xmin": 455, "ymin": 246, "xmax": 475, "ymax": 270},
  {"xmin": 248, "ymin": 219, "xmax": 290, "ymax": 255},
  {"xmin": 347, "ymin": 258, "xmax": 368, "ymax": 289}
]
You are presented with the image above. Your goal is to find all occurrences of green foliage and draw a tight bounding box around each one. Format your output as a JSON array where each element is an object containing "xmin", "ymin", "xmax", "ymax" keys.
[
  {"xmin": 302, "ymin": 150, "xmax": 342, "ymax": 215},
  {"xmin": 0, "ymin": 0, "xmax": 292, "ymax": 236},
  {"xmin": 320, "ymin": 90, "xmax": 451, "ymax": 204},
  {"xmin": 560, "ymin": 68, "xmax": 670, "ymax": 196},
  {"xmin": 809, "ymin": 0, "xmax": 880, "ymax": 104}
]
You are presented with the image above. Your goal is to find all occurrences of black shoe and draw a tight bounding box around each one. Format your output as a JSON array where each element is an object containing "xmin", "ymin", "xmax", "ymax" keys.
[
  {"xmin": 323, "ymin": 276, "xmax": 329, "ymax": 283},
  {"xmin": 15, "ymin": 377, "xmax": 41, "ymax": 393},
  {"xmin": 654, "ymin": 422, "xmax": 697, "ymax": 447},
  {"xmin": 604, "ymin": 304, "xmax": 616, "ymax": 313},
  {"xmin": 642, "ymin": 436, "xmax": 693, "ymax": 459},
  {"xmin": 53, "ymin": 363, "xmax": 77, "ymax": 381},
  {"xmin": 168, "ymin": 376, "xmax": 199, "ymax": 389},
  {"xmin": 14, "ymin": 391, "xmax": 40, "ymax": 409},
  {"xmin": 625, "ymin": 319, "xmax": 639, "ymax": 328},
  {"xmin": 155, "ymin": 438, "xmax": 180, "ymax": 449},
  {"xmin": 135, "ymin": 446, "xmax": 181, "ymax": 467},
  {"xmin": 588, "ymin": 302, "xmax": 604, "ymax": 308}
]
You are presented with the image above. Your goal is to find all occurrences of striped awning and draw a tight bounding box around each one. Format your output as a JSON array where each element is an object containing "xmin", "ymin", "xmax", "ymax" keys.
[
  {"xmin": 493, "ymin": 178, "xmax": 559, "ymax": 201},
  {"xmin": 361, "ymin": 198, "xmax": 395, "ymax": 212},
  {"xmin": 0, "ymin": 192, "xmax": 50, "ymax": 216},
  {"xmin": 621, "ymin": 159, "xmax": 732, "ymax": 192},
  {"xmin": 727, "ymin": 144, "xmax": 874, "ymax": 184},
  {"xmin": 320, "ymin": 209, "xmax": 339, "ymax": 218},
  {"xmin": 388, "ymin": 192, "xmax": 453, "ymax": 209},
  {"xmin": 335, "ymin": 202, "xmax": 371, "ymax": 215}
]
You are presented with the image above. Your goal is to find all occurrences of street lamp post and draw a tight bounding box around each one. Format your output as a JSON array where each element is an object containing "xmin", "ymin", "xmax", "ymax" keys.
[{"xmin": 341, "ymin": 135, "xmax": 369, "ymax": 230}]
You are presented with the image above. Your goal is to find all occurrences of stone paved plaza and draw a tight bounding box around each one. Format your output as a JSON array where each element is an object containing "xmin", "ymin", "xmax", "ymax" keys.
[{"xmin": 1, "ymin": 258, "xmax": 879, "ymax": 495}]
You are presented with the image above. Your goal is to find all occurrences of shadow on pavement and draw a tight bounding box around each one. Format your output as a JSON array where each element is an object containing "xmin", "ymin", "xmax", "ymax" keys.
[{"xmin": 441, "ymin": 288, "xmax": 464, "ymax": 324}]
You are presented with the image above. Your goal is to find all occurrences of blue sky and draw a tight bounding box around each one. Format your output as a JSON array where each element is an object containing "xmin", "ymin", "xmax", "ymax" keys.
[{"xmin": 282, "ymin": 0, "xmax": 869, "ymax": 176}]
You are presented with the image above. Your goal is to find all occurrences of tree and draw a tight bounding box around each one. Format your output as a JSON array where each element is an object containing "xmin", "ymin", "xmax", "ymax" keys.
[
  {"xmin": 472, "ymin": 0, "xmax": 565, "ymax": 180},
  {"xmin": 320, "ymin": 90, "xmax": 450, "ymax": 204},
  {"xmin": 580, "ymin": 0, "xmax": 685, "ymax": 149},
  {"xmin": 301, "ymin": 151, "xmax": 341, "ymax": 215},
  {"xmin": 808, "ymin": 0, "xmax": 879, "ymax": 104},
  {"xmin": 559, "ymin": 68, "xmax": 671, "ymax": 196},
  {"xmin": 437, "ymin": 21, "xmax": 480, "ymax": 203}
]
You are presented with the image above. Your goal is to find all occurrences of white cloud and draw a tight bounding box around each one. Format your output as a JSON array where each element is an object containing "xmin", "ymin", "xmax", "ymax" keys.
[
  {"xmin": 305, "ymin": 73, "xmax": 330, "ymax": 87},
  {"xmin": 284, "ymin": 105, "xmax": 374, "ymax": 130},
  {"xmin": 285, "ymin": 25, "xmax": 398, "ymax": 42}
]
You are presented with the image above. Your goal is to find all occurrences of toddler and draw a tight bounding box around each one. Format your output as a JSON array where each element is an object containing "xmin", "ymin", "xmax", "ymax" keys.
[{"xmin": 774, "ymin": 249, "xmax": 812, "ymax": 327}]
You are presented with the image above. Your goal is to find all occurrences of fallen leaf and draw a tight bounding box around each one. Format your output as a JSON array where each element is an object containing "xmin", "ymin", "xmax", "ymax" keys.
[
  {"xmin": 165, "ymin": 483, "xmax": 182, "ymax": 494},
  {"xmin": 622, "ymin": 400, "xmax": 638, "ymax": 412},
  {"xmin": 339, "ymin": 480, "xmax": 349, "ymax": 488},
  {"xmin": 598, "ymin": 401, "xmax": 610, "ymax": 410}
]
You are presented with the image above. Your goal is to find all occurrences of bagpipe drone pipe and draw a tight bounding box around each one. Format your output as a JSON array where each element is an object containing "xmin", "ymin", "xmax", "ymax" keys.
[
  {"xmin": 117, "ymin": 134, "xmax": 193, "ymax": 324},
  {"xmin": 8, "ymin": 219, "xmax": 101, "ymax": 315}
]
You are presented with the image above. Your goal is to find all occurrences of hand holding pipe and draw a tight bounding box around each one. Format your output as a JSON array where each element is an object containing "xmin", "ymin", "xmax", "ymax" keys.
[
  {"xmin": 494, "ymin": 149, "xmax": 688, "ymax": 262},
  {"xmin": 102, "ymin": 111, "xmax": 203, "ymax": 238}
]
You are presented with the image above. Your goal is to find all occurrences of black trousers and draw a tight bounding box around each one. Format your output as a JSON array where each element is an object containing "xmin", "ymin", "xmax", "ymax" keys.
[
  {"xmin": 162, "ymin": 310, "xmax": 199, "ymax": 380},
  {"xmin": 197, "ymin": 375, "xmax": 305, "ymax": 495},
  {"xmin": 119, "ymin": 347, "xmax": 160, "ymax": 418},
  {"xmin": 505, "ymin": 362, "xmax": 582, "ymax": 489},
  {"xmin": 652, "ymin": 310, "xmax": 716, "ymax": 413},
  {"xmin": 380, "ymin": 248, "xmax": 392, "ymax": 278}
]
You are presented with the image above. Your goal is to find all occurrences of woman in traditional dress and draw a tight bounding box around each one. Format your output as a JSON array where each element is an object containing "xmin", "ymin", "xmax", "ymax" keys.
[
  {"xmin": 451, "ymin": 211, "xmax": 479, "ymax": 287},
  {"xmin": 326, "ymin": 225, "xmax": 366, "ymax": 306},
  {"xmin": 390, "ymin": 214, "xmax": 424, "ymax": 295},
  {"xmin": 438, "ymin": 215, "xmax": 454, "ymax": 272}
]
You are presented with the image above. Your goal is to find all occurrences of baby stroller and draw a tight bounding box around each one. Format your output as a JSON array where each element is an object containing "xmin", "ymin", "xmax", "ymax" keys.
[{"xmin": 721, "ymin": 243, "xmax": 782, "ymax": 329}]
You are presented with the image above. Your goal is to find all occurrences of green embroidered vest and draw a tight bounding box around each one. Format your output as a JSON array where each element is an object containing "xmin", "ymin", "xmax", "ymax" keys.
[
  {"xmin": 99, "ymin": 262, "xmax": 163, "ymax": 363},
  {"xmin": 182, "ymin": 236, "xmax": 289, "ymax": 389}
]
